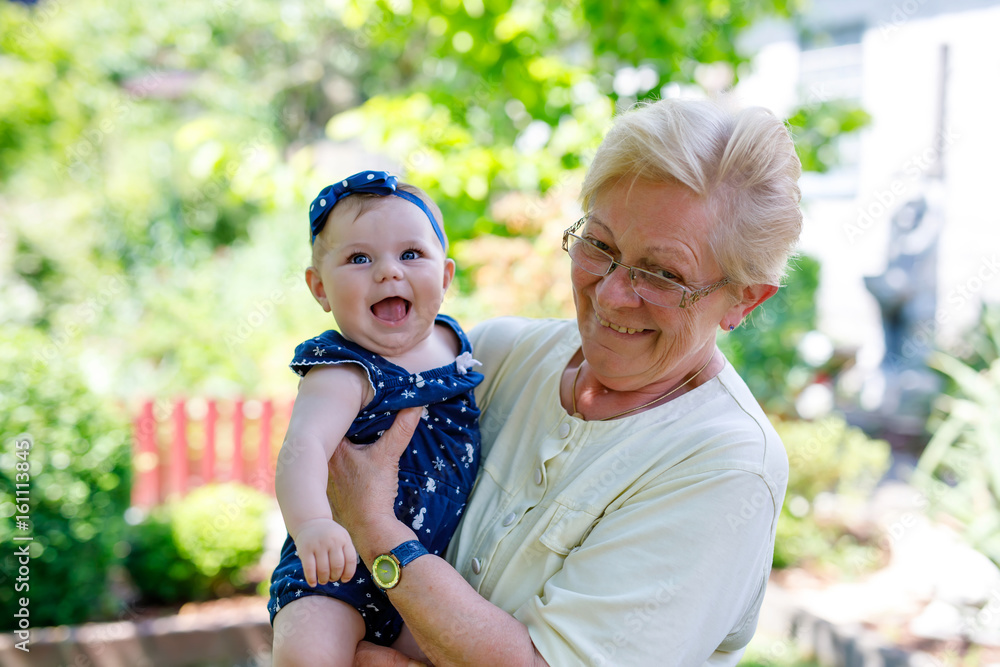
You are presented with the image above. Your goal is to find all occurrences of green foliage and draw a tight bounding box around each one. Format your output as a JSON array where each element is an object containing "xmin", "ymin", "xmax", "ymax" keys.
[
  {"xmin": 787, "ymin": 100, "xmax": 871, "ymax": 173},
  {"xmin": 124, "ymin": 510, "xmax": 208, "ymax": 604},
  {"xmin": 739, "ymin": 636, "xmax": 820, "ymax": 667},
  {"xmin": 772, "ymin": 415, "xmax": 891, "ymax": 571},
  {"xmin": 718, "ymin": 255, "xmax": 820, "ymax": 417},
  {"xmin": 1, "ymin": 0, "xmax": 867, "ymax": 401},
  {"xmin": 332, "ymin": 0, "xmax": 800, "ymax": 238},
  {"xmin": 0, "ymin": 329, "xmax": 132, "ymax": 629},
  {"xmin": 172, "ymin": 483, "xmax": 270, "ymax": 576},
  {"xmin": 914, "ymin": 304, "xmax": 1000, "ymax": 566},
  {"xmin": 125, "ymin": 483, "xmax": 270, "ymax": 603}
]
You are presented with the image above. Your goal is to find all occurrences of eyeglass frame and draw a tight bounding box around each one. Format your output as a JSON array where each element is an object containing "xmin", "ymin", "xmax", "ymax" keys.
[{"xmin": 561, "ymin": 216, "xmax": 731, "ymax": 309}]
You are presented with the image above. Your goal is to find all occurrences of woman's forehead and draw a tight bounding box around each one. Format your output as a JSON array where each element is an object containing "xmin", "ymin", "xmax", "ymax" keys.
[{"xmin": 588, "ymin": 180, "xmax": 716, "ymax": 269}]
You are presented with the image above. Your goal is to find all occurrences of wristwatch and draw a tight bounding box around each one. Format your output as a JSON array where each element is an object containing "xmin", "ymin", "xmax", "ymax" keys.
[{"xmin": 372, "ymin": 540, "xmax": 429, "ymax": 591}]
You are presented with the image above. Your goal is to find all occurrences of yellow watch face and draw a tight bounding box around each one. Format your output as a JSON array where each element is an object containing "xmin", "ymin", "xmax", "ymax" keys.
[{"xmin": 373, "ymin": 553, "xmax": 401, "ymax": 589}]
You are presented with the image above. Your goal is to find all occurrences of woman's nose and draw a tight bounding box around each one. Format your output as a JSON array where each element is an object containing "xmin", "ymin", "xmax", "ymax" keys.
[{"xmin": 595, "ymin": 263, "xmax": 642, "ymax": 307}]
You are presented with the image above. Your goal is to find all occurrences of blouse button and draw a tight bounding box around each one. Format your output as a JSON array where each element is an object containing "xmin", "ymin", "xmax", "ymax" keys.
[
  {"xmin": 557, "ymin": 423, "xmax": 570, "ymax": 438},
  {"xmin": 502, "ymin": 512, "xmax": 516, "ymax": 527},
  {"xmin": 471, "ymin": 558, "xmax": 482, "ymax": 574},
  {"xmin": 534, "ymin": 468, "xmax": 543, "ymax": 485}
]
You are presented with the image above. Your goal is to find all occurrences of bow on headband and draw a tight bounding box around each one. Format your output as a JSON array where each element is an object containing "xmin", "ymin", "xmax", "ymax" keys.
[{"xmin": 309, "ymin": 170, "xmax": 446, "ymax": 249}]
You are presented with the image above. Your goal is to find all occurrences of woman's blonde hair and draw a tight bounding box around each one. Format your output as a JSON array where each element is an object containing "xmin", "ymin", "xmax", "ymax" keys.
[{"xmin": 580, "ymin": 98, "xmax": 802, "ymax": 287}]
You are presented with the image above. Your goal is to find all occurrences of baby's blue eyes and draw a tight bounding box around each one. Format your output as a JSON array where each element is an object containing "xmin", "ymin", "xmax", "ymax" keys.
[{"xmin": 346, "ymin": 250, "xmax": 421, "ymax": 264}]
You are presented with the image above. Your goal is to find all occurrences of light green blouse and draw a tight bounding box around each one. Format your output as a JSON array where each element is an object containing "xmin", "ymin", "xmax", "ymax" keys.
[{"xmin": 447, "ymin": 317, "xmax": 787, "ymax": 666}]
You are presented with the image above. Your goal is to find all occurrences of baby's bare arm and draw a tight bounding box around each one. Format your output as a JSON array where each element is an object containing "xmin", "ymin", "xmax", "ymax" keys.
[{"xmin": 275, "ymin": 365, "xmax": 372, "ymax": 584}]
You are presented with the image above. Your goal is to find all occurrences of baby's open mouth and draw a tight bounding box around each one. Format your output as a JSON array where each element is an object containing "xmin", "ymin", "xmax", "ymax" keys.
[{"xmin": 371, "ymin": 297, "xmax": 411, "ymax": 322}]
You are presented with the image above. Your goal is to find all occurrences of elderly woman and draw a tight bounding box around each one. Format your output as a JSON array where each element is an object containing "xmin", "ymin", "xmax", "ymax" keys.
[{"xmin": 323, "ymin": 97, "xmax": 801, "ymax": 666}]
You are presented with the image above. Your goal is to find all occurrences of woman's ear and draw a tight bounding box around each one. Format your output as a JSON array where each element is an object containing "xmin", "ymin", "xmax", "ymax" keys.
[
  {"xmin": 721, "ymin": 284, "xmax": 779, "ymax": 330},
  {"xmin": 305, "ymin": 266, "xmax": 332, "ymax": 312}
]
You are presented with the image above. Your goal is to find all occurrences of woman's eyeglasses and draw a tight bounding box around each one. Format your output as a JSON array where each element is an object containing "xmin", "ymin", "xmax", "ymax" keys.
[{"xmin": 561, "ymin": 217, "xmax": 730, "ymax": 309}]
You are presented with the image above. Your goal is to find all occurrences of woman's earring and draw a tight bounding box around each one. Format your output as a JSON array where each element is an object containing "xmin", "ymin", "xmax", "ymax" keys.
[{"xmin": 728, "ymin": 324, "xmax": 735, "ymax": 331}]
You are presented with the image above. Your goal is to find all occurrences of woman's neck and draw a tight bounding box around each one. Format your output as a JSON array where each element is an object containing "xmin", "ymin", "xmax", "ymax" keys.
[{"xmin": 564, "ymin": 348, "xmax": 723, "ymax": 421}]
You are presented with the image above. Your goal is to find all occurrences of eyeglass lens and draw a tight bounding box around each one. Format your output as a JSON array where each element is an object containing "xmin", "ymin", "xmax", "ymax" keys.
[{"xmin": 567, "ymin": 234, "xmax": 686, "ymax": 307}]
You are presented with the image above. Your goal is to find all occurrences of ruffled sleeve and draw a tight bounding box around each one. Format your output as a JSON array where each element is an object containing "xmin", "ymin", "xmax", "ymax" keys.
[{"xmin": 289, "ymin": 330, "xmax": 382, "ymax": 400}]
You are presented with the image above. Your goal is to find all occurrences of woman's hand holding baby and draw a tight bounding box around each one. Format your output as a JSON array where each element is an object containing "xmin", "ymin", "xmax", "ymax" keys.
[
  {"xmin": 292, "ymin": 517, "xmax": 358, "ymax": 586},
  {"xmin": 327, "ymin": 407, "xmax": 423, "ymax": 564}
]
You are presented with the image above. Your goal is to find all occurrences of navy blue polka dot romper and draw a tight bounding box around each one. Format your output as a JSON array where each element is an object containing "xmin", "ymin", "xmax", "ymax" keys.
[{"xmin": 268, "ymin": 314, "xmax": 483, "ymax": 645}]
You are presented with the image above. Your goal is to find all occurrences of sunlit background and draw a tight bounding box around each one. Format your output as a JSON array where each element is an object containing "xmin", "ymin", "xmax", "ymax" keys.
[{"xmin": 2, "ymin": 0, "xmax": 999, "ymax": 665}]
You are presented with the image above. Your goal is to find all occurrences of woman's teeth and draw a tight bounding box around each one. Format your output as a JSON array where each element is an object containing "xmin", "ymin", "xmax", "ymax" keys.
[{"xmin": 598, "ymin": 317, "xmax": 645, "ymax": 334}]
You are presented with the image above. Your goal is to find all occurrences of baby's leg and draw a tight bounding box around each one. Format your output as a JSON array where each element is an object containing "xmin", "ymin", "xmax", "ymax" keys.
[{"xmin": 272, "ymin": 596, "xmax": 365, "ymax": 667}]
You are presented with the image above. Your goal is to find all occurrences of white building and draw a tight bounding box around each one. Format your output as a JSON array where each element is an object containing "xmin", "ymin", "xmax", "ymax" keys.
[{"xmin": 735, "ymin": 0, "xmax": 1000, "ymax": 403}]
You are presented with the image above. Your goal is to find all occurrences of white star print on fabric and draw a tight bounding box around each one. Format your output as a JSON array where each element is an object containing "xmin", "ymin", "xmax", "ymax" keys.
[
  {"xmin": 433, "ymin": 457, "xmax": 445, "ymax": 471},
  {"xmin": 313, "ymin": 347, "xmax": 325, "ymax": 356},
  {"xmin": 403, "ymin": 389, "xmax": 416, "ymax": 399}
]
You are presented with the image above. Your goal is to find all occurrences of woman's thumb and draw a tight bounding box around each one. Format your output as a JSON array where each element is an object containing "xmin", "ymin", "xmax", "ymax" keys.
[{"xmin": 381, "ymin": 406, "xmax": 422, "ymax": 459}]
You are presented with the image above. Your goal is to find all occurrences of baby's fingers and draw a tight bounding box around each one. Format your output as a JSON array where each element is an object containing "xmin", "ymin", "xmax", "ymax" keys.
[
  {"xmin": 315, "ymin": 551, "xmax": 332, "ymax": 585},
  {"xmin": 341, "ymin": 543, "xmax": 358, "ymax": 582},
  {"xmin": 301, "ymin": 553, "xmax": 318, "ymax": 587}
]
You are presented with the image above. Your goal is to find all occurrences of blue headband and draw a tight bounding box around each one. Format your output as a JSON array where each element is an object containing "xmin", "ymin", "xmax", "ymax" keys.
[{"xmin": 309, "ymin": 170, "xmax": 446, "ymax": 249}]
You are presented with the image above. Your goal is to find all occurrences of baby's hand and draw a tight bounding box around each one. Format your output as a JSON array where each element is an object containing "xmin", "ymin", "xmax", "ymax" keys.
[{"xmin": 293, "ymin": 518, "xmax": 357, "ymax": 587}]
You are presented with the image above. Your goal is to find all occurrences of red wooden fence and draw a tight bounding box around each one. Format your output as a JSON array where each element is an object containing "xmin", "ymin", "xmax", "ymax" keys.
[{"xmin": 131, "ymin": 397, "xmax": 294, "ymax": 507}]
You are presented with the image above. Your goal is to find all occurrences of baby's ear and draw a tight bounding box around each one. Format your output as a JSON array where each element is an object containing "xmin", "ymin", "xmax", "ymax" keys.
[
  {"xmin": 442, "ymin": 258, "xmax": 456, "ymax": 293},
  {"xmin": 305, "ymin": 266, "xmax": 332, "ymax": 312}
]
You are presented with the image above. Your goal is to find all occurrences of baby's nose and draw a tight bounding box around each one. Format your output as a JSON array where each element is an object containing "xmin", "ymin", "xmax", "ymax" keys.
[{"xmin": 374, "ymin": 258, "xmax": 404, "ymax": 281}]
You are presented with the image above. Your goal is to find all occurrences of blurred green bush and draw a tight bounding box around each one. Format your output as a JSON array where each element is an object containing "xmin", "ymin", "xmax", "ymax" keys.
[
  {"xmin": 772, "ymin": 415, "xmax": 891, "ymax": 571},
  {"xmin": 125, "ymin": 482, "xmax": 270, "ymax": 603},
  {"xmin": 0, "ymin": 329, "xmax": 132, "ymax": 629},
  {"xmin": 914, "ymin": 304, "xmax": 1000, "ymax": 566}
]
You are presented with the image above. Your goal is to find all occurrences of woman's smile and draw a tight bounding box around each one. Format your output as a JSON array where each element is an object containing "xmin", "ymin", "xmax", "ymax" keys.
[{"xmin": 596, "ymin": 314, "xmax": 649, "ymax": 335}]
